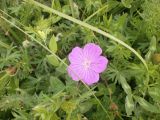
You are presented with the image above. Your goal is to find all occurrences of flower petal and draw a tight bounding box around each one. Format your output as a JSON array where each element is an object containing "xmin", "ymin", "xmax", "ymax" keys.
[
  {"xmin": 67, "ymin": 64, "xmax": 85, "ymax": 81},
  {"xmin": 68, "ymin": 47, "xmax": 83, "ymax": 64},
  {"xmin": 91, "ymin": 56, "xmax": 108, "ymax": 73},
  {"xmin": 83, "ymin": 69, "xmax": 99, "ymax": 85},
  {"xmin": 83, "ymin": 43, "xmax": 102, "ymax": 61}
]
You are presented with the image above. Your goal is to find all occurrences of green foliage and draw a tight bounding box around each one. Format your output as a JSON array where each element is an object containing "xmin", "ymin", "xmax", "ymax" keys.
[
  {"xmin": 49, "ymin": 35, "xmax": 58, "ymax": 53},
  {"xmin": 46, "ymin": 55, "xmax": 59, "ymax": 67},
  {"xmin": 121, "ymin": 0, "xmax": 133, "ymax": 8},
  {"xmin": 141, "ymin": 0, "xmax": 160, "ymax": 38},
  {"xmin": 135, "ymin": 96, "xmax": 160, "ymax": 114},
  {"xmin": 0, "ymin": 0, "xmax": 160, "ymax": 119}
]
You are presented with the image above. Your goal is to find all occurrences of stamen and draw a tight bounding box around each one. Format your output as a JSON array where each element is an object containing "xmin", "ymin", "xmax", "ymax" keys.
[{"xmin": 83, "ymin": 59, "xmax": 91, "ymax": 70}]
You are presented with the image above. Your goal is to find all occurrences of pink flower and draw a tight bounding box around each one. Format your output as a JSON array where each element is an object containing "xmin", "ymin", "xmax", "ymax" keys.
[{"xmin": 67, "ymin": 43, "xmax": 108, "ymax": 85}]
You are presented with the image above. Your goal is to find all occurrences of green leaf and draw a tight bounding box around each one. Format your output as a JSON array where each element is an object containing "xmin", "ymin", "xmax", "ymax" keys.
[
  {"xmin": 0, "ymin": 72, "xmax": 10, "ymax": 92},
  {"xmin": 46, "ymin": 55, "xmax": 59, "ymax": 66},
  {"xmin": 121, "ymin": 0, "xmax": 133, "ymax": 8},
  {"xmin": 33, "ymin": 105, "xmax": 60, "ymax": 120},
  {"xmin": 145, "ymin": 36, "xmax": 157, "ymax": 61},
  {"xmin": 61, "ymin": 100, "xmax": 77, "ymax": 113},
  {"xmin": 96, "ymin": 83, "xmax": 115, "ymax": 96},
  {"xmin": 50, "ymin": 113, "xmax": 60, "ymax": 120},
  {"xmin": 56, "ymin": 59, "xmax": 67, "ymax": 74},
  {"xmin": 119, "ymin": 75, "xmax": 132, "ymax": 95},
  {"xmin": 79, "ymin": 102, "xmax": 93, "ymax": 113},
  {"xmin": 148, "ymin": 86, "xmax": 160, "ymax": 102},
  {"xmin": 78, "ymin": 90, "xmax": 96, "ymax": 103},
  {"xmin": 49, "ymin": 76, "xmax": 65, "ymax": 93},
  {"xmin": 135, "ymin": 96, "xmax": 160, "ymax": 113},
  {"xmin": 12, "ymin": 110, "xmax": 32, "ymax": 120},
  {"xmin": 52, "ymin": 0, "xmax": 61, "ymax": 10},
  {"xmin": 49, "ymin": 35, "xmax": 57, "ymax": 53},
  {"xmin": 125, "ymin": 95, "xmax": 134, "ymax": 116},
  {"xmin": 37, "ymin": 30, "xmax": 46, "ymax": 40},
  {"xmin": 62, "ymin": 5, "xmax": 71, "ymax": 15}
]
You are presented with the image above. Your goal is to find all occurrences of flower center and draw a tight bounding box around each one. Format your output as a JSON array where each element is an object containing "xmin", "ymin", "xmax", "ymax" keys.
[{"xmin": 83, "ymin": 59, "xmax": 91, "ymax": 70}]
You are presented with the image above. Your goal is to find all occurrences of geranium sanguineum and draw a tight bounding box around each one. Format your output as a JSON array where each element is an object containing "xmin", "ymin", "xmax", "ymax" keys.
[{"xmin": 67, "ymin": 43, "xmax": 108, "ymax": 85}]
